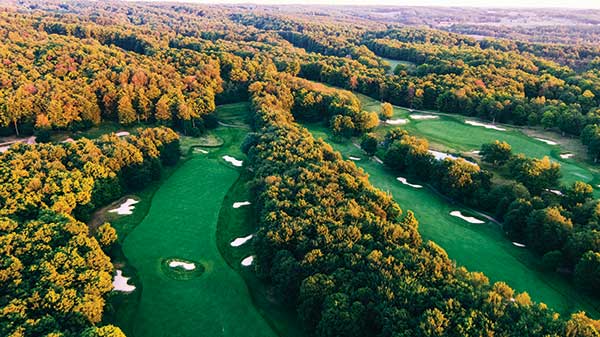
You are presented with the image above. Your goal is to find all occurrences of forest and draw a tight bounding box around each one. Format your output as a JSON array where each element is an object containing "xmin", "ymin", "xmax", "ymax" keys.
[{"xmin": 3, "ymin": 0, "xmax": 600, "ymax": 336}]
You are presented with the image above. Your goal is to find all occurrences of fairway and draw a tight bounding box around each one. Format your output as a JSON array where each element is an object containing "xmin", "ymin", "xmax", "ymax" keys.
[
  {"xmin": 357, "ymin": 92, "xmax": 600, "ymax": 188},
  {"xmin": 117, "ymin": 103, "xmax": 276, "ymax": 337},
  {"xmin": 305, "ymin": 123, "xmax": 600, "ymax": 318}
]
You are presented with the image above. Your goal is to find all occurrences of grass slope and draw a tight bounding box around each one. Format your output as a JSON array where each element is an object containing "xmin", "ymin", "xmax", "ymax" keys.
[{"xmin": 305, "ymin": 123, "xmax": 600, "ymax": 318}]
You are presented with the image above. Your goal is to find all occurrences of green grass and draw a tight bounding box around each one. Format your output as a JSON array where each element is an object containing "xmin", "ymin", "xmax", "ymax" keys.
[
  {"xmin": 216, "ymin": 173, "xmax": 308, "ymax": 337},
  {"xmin": 304, "ymin": 122, "xmax": 600, "ymax": 319},
  {"xmin": 380, "ymin": 57, "xmax": 416, "ymax": 74},
  {"xmin": 358, "ymin": 93, "xmax": 600, "ymax": 189},
  {"xmin": 120, "ymin": 144, "xmax": 275, "ymax": 337},
  {"xmin": 102, "ymin": 102, "xmax": 280, "ymax": 337}
]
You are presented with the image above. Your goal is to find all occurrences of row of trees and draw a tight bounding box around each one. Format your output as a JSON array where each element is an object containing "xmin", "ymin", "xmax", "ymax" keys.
[
  {"xmin": 244, "ymin": 74, "xmax": 600, "ymax": 336},
  {"xmin": 0, "ymin": 127, "xmax": 180, "ymax": 337}
]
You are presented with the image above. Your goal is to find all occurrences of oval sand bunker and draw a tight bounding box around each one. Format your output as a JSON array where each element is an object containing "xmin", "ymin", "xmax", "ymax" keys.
[
  {"xmin": 450, "ymin": 211, "xmax": 485, "ymax": 224},
  {"xmin": 161, "ymin": 258, "xmax": 204, "ymax": 280},
  {"xmin": 241, "ymin": 256, "xmax": 254, "ymax": 266},
  {"xmin": 231, "ymin": 234, "xmax": 253, "ymax": 247}
]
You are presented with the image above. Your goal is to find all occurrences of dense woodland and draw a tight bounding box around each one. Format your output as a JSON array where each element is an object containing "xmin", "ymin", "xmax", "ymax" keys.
[{"xmin": 3, "ymin": 1, "xmax": 600, "ymax": 336}]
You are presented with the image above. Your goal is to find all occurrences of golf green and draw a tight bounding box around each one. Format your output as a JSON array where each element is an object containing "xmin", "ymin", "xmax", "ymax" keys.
[
  {"xmin": 121, "ymin": 138, "xmax": 276, "ymax": 336},
  {"xmin": 305, "ymin": 123, "xmax": 600, "ymax": 318}
]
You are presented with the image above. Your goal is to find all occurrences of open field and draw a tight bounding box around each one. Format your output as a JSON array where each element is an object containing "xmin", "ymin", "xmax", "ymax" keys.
[{"xmin": 304, "ymin": 122, "xmax": 600, "ymax": 318}]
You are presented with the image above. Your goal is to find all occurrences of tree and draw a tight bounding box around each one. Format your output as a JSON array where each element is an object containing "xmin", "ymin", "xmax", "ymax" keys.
[
  {"xmin": 380, "ymin": 102, "xmax": 394, "ymax": 121},
  {"xmin": 480, "ymin": 140, "xmax": 512, "ymax": 165},
  {"xmin": 526, "ymin": 207, "xmax": 573, "ymax": 254},
  {"xmin": 360, "ymin": 133, "xmax": 378, "ymax": 156},
  {"xmin": 155, "ymin": 94, "xmax": 172, "ymax": 122},
  {"xmin": 575, "ymin": 251, "xmax": 600, "ymax": 296},
  {"xmin": 96, "ymin": 223, "xmax": 118, "ymax": 248},
  {"xmin": 117, "ymin": 93, "xmax": 137, "ymax": 125}
]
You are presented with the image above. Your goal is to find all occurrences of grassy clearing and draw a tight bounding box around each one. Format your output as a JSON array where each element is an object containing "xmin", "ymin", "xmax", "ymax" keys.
[
  {"xmin": 304, "ymin": 122, "xmax": 600, "ymax": 318},
  {"xmin": 380, "ymin": 57, "xmax": 416, "ymax": 74}
]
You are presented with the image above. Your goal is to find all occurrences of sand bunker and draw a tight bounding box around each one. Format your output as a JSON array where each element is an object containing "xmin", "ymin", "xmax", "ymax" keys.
[
  {"xmin": 410, "ymin": 114, "xmax": 438, "ymax": 120},
  {"xmin": 241, "ymin": 255, "xmax": 255, "ymax": 267},
  {"xmin": 113, "ymin": 270, "xmax": 135, "ymax": 292},
  {"xmin": 0, "ymin": 145, "xmax": 10, "ymax": 153},
  {"xmin": 560, "ymin": 153, "xmax": 574, "ymax": 159},
  {"xmin": 535, "ymin": 138, "xmax": 558, "ymax": 145},
  {"xmin": 546, "ymin": 189, "xmax": 563, "ymax": 196},
  {"xmin": 115, "ymin": 131, "xmax": 130, "ymax": 137},
  {"xmin": 429, "ymin": 150, "xmax": 478, "ymax": 166},
  {"xmin": 471, "ymin": 150, "xmax": 481, "ymax": 154},
  {"xmin": 450, "ymin": 210, "xmax": 485, "ymax": 224},
  {"xmin": 233, "ymin": 201, "xmax": 251, "ymax": 208},
  {"xmin": 231, "ymin": 234, "xmax": 254, "ymax": 247},
  {"xmin": 386, "ymin": 118, "xmax": 408, "ymax": 125},
  {"xmin": 194, "ymin": 148, "xmax": 208, "ymax": 154},
  {"xmin": 169, "ymin": 260, "xmax": 196, "ymax": 270},
  {"xmin": 512, "ymin": 242, "xmax": 526, "ymax": 248},
  {"xmin": 108, "ymin": 198, "xmax": 139, "ymax": 215},
  {"xmin": 465, "ymin": 120, "xmax": 506, "ymax": 131},
  {"xmin": 223, "ymin": 155, "xmax": 243, "ymax": 167},
  {"xmin": 349, "ymin": 156, "xmax": 361, "ymax": 161},
  {"xmin": 61, "ymin": 138, "xmax": 75, "ymax": 143},
  {"xmin": 396, "ymin": 177, "xmax": 423, "ymax": 188}
]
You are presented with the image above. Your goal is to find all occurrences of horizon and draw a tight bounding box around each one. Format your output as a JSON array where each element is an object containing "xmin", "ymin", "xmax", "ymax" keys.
[{"xmin": 137, "ymin": 0, "xmax": 600, "ymax": 10}]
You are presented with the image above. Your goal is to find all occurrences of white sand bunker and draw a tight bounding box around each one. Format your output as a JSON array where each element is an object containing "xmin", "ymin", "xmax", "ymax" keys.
[
  {"xmin": 545, "ymin": 189, "xmax": 563, "ymax": 196},
  {"xmin": 410, "ymin": 114, "xmax": 438, "ymax": 120},
  {"xmin": 560, "ymin": 153, "xmax": 574, "ymax": 159},
  {"xmin": 115, "ymin": 131, "xmax": 130, "ymax": 137},
  {"xmin": 450, "ymin": 210, "xmax": 485, "ymax": 224},
  {"xmin": 169, "ymin": 260, "xmax": 196, "ymax": 271},
  {"xmin": 397, "ymin": 177, "xmax": 423, "ymax": 188},
  {"xmin": 233, "ymin": 201, "xmax": 251, "ymax": 208},
  {"xmin": 471, "ymin": 150, "xmax": 481, "ymax": 154},
  {"xmin": 108, "ymin": 198, "xmax": 139, "ymax": 215},
  {"xmin": 512, "ymin": 242, "xmax": 526, "ymax": 248},
  {"xmin": 61, "ymin": 138, "xmax": 75, "ymax": 143},
  {"xmin": 231, "ymin": 234, "xmax": 254, "ymax": 247},
  {"xmin": 0, "ymin": 145, "xmax": 10, "ymax": 153},
  {"xmin": 349, "ymin": 156, "xmax": 361, "ymax": 161},
  {"xmin": 535, "ymin": 138, "xmax": 558, "ymax": 145},
  {"xmin": 194, "ymin": 148, "xmax": 209, "ymax": 154},
  {"xmin": 113, "ymin": 270, "xmax": 135, "ymax": 292},
  {"xmin": 241, "ymin": 255, "xmax": 254, "ymax": 267},
  {"xmin": 429, "ymin": 150, "xmax": 478, "ymax": 166},
  {"xmin": 465, "ymin": 120, "xmax": 506, "ymax": 131},
  {"xmin": 223, "ymin": 155, "xmax": 243, "ymax": 167},
  {"xmin": 386, "ymin": 118, "xmax": 408, "ymax": 125}
]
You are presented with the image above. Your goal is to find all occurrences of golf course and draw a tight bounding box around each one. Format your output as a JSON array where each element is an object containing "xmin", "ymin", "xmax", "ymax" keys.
[
  {"xmin": 304, "ymin": 121, "xmax": 600, "ymax": 317},
  {"xmin": 105, "ymin": 100, "xmax": 600, "ymax": 337},
  {"xmin": 104, "ymin": 103, "xmax": 278, "ymax": 337},
  {"xmin": 357, "ymin": 92, "xmax": 600, "ymax": 188}
]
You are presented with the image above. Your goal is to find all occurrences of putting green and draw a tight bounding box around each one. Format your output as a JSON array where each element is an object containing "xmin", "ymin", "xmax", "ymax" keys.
[{"xmin": 305, "ymin": 123, "xmax": 600, "ymax": 318}]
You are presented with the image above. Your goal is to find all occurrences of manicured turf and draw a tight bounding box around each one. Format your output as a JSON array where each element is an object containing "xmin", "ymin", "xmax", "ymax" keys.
[
  {"xmin": 109, "ymin": 103, "xmax": 277, "ymax": 337},
  {"xmin": 380, "ymin": 57, "xmax": 416, "ymax": 74},
  {"xmin": 121, "ymin": 152, "xmax": 275, "ymax": 337},
  {"xmin": 358, "ymin": 93, "xmax": 600, "ymax": 188},
  {"xmin": 305, "ymin": 123, "xmax": 600, "ymax": 318}
]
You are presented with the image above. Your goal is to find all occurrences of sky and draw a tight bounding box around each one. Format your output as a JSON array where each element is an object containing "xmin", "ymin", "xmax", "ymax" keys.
[{"xmin": 178, "ymin": 0, "xmax": 600, "ymax": 9}]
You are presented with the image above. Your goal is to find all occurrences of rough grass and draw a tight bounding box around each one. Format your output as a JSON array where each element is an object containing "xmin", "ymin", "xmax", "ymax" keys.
[{"xmin": 305, "ymin": 122, "xmax": 600, "ymax": 318}]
